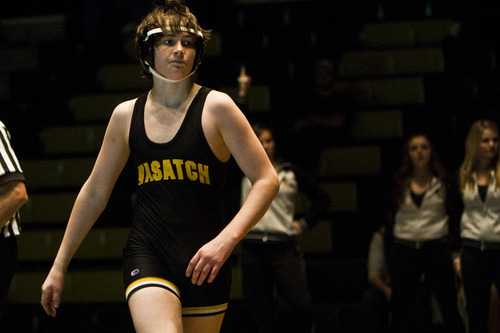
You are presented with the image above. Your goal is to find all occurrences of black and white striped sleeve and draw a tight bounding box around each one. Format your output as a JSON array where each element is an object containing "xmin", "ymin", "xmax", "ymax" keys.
[{"xmin": 0, "ymin": 121, "xmax": 25, "ymax": 237}]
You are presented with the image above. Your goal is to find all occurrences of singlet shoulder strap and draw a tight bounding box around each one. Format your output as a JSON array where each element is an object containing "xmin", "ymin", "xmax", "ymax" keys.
[
  {"xmin": 193, "ymin": 87, "xmax": 211, "ymax": 110},
  {"xmin": 189, "ymin": 86, "xmax": 212, "ymax": 126},
  {"xmin": 129, "ymin": 92, "xmax": 149, "ymax": 149}
]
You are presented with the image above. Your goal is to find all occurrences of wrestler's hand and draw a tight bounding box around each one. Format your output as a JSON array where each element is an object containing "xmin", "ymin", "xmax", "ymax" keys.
[
  {"xmin": 41, "ymin": 266, "xmax": 66, "ymax": 317},
  {"xmin": 186, "ymin": 237, "xmax": 233, "ymax": 286}
]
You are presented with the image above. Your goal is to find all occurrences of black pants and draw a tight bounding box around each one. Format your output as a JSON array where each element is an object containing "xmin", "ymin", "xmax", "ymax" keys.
[
  {"xmin": 358, "ymin": 287, "xmax": 391, "ymax": 333},
  {"xmin": 358, "ymin": 284, "xmax": 435, "ymax": 333},
  {"xmin": 241, "ymin": 241, "xmax": 313, "ymax": 333},
  {"xmin": 390, "ymin": 243, "xmax": 464, "ymax": 333},
  {"xmin": 0, "ymin": 236, "xmax": 17, "ymax": 316},
  {"xmin": 461, "ymin": 246, "xmax": 500, "ymax": 333}
]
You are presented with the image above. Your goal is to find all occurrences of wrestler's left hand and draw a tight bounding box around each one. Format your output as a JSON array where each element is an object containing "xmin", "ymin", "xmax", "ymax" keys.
[{"xmin": 186, "ymin": 237, "xmax": 233, "ymax": 286}]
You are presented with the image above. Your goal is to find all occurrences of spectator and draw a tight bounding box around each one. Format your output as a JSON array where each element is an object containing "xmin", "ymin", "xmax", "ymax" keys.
[
  {"xmin": 240, "ymin": 124, "xmax": 330, "ymax": 332},
  {"xmin": 449, "ymin": 119, "xmax": 500, "ymax": 333},
  {"xmin": 387, "ymin": 133, "xmax": 464, "ymax": 333}
]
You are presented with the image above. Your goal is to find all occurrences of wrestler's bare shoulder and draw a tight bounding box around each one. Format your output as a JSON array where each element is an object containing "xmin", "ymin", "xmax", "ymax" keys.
[
  {"xmin": 104, "ymin": 98, "xmax": 138, "ymax": 133},
  {"xmin": 204, "ymin": 90, "xmax": 240, "ymax": 117},
  {"xmin": 112, "ymin": 98, "xmax": 138, "ymax": 118}
]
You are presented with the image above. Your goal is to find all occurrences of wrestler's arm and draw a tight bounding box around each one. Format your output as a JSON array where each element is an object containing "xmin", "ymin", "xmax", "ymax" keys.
[
  {"xmin": 41, "ymin": 100, "xmax": 134, "ymax": 316},
  {"xmin": 186, "ymin": 91, "xmax": 279, "ymax": 285}
]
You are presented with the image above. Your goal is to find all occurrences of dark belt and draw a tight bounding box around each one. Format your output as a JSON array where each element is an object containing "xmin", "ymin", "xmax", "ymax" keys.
[
  {"xmin": 462, "ymin": 238, "xmax": 500, "ymax": 251},
  {"xmin": 394, "ymin": 237, "xmax": 447, "ymax": 250},
  {"xmin": 244, "ymin": 231, "xmax": 294, "ymax": 244}
]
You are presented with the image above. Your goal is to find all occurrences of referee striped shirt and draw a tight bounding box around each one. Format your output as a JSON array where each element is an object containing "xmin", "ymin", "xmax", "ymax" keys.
[{"xmin": 0, "ymin": 121, "xmax": 24, "ymax": 238}]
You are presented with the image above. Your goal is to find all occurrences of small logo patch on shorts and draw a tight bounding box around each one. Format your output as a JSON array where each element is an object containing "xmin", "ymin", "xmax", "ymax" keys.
[{"xmin": 131, "ymin": 268, "xmax": 140, "ymax": 277}]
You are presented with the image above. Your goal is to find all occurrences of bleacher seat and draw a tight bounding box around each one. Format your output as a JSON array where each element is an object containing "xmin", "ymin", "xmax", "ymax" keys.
[
  {"xmin": 40, "ymin": 125, "xmax": 106, "ymax": 155},
  {"xmin": 75, "ymin": 227, "xmax": 129, "ymax": 260},
  {"xmin": 293, "ymin": 177, "xmax": 358, "ymax": 214},
  {"xmin": 21, "ymin": 192, "xmax": 77, "ymax": 225},
  {"xmin": 21, "ymin": 157, "xmax": 95, "ymax": 189},
  {"xmin": 0, "ymin": 47, "xmax": 39, "ymax": 72},
  {"xmin": 341, "ymin": 50, "xmax": 394, "ymax": 77},
  {"xmin": 321, "ymin": 182, "xmax": 358, "ymax": 213},
  {"xmin": 98, "ymin": 64, "xmax": 151, "ymax": 92},
  {"xmin": 351, "ymin": 109, "xmax": 403, "ymax": 139},
  {"xmin": 361, "ymin": 21, "xmax": 414, "ymax": 48},
  {"xmin": 424, "ymin": 75, "xmax": 478, "ymax": 104},
  {"xmin": 361, "ymin": 19, "xmax": 452, "ymax": 48},
  {"xmin": 17, "ymin": 229, "xmax": 63, "ymax": 262},
  {"xmin": 338, "ymin": 77, "xmax": 425, "ymax": 107},
  {"xmin": 9, "ymin": 270, "xmax": 124, "ymax": 304},
  {"xmin": 412, "ymin": 19, "xmax": 453, "ymax": 45},
  {"xmin": 17, "ymin": 227, "xmax": 129, "ymax": 262},
  {"xmin": 1, "ymin": 15, "xmax": 67, "ymax": 43},
  {"xmin": 391, "ymin": 47, "xmax": 444, "ymax": 74},
  {"xmin": 71, "ymin": 92, "xmax": 140, "ymax": 122},
  {"xmin": 371, "ymin": 77, "xmax": 425, "ymax": 106},
  {"xmin": 341, "ymin": 47, "xmax": 444, "ymax": 78},
  {"xmin": 317, "ymin": 146, "xmax": 381, "ymax": 178},
  {"xmin": 298, "ymin": 220, "xmax": 333, "ymax": 253},
  {"xmin": 229, "ymin": 264, "xmax": 244, "ymax": 301},
  {"xmin": 204, "ymin": 31, "xmax": 223, "ymax": 57},
  {"xmin": 220, "ymin": 85, "xmax": 270, "ymax": 113}
]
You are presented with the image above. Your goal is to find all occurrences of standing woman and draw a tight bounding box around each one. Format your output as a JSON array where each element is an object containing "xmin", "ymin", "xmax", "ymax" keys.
[
  {"xmin": 40, "ymin": 1, "xmax": 279, "ymax": 332},
  {"xmin": 451, "ymin": 119, "xmax": 500, "ymax": 333},
  {"xmin": 388, "ymin": 134, "xmax": 464, "ymax": 333},
  {"xmin": 240, "ymin": 124, "xmax": 330, "ymax": 332}
]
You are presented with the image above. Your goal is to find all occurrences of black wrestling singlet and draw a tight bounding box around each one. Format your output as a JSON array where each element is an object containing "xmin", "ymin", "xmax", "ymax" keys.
[{"xmin": 126, "ymin": 87, "xmax": 229, "ymax": 273}]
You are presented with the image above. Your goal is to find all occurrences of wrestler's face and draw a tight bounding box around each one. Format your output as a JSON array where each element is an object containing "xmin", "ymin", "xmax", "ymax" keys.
[
  {"xmin": 408, "ymin": 136, "xmax": 431, "ymax": 169},
  {"xmin": 154, "ymin": 32, "xmax": 196, "ymax": 79}
]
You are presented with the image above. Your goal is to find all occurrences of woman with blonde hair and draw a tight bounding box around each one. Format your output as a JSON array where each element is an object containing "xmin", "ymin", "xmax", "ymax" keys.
[{"xmin": 451, "ymin": 119, "xmax": 500, "ymax": 333}]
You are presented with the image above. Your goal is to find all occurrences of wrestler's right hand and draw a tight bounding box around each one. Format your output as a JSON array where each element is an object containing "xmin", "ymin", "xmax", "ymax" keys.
[{"xmin": 41, "ymin": 266, "xmax": 66, "ymax": 317}]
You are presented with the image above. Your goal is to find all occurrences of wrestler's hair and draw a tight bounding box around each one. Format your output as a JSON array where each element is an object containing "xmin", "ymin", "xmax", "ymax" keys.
[{"xmin": 136, "ymin": 0, "xmax": 211, "ymax": 79}]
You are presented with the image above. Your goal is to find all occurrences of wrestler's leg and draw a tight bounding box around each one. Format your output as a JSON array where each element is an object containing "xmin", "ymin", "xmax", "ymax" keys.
[
  {"xmin": 128, "ymin": 286, "xmax": 183, "ymax": 333},
  {"xmin": 183, "ymin": 313, "xmax": 225, "ymax": 333}
]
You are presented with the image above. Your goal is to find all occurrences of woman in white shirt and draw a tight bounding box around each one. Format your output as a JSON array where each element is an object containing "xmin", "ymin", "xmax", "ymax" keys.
[
  {"xmin": 240, "ymin": 124, "xmax": 330, "ymax": 332},
  {"xmin": 388, "ymin": 133, "xmax": 464, "ymax": 333},
  {"xmin": 451, "ymin": 119, "xmax": 500, "ymax": 333}
]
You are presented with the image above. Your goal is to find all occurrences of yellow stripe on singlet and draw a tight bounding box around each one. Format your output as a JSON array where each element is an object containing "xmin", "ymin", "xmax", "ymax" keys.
[
  {"xmin": 125, "ymin": 277, "xmax": 181, "ymax": 300},
  {"xmin": 182, "ymin": 302, "xmax": 229, "ymax": 316}
]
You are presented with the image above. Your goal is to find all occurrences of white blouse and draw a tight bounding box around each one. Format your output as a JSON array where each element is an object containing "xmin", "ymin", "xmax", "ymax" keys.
[
  {"xmin": 460, "ymin": 172, "xmax": 500, "ymax": 242},
  {"xmin": 394, "ymin": 177, "xmax": 449, "ymax": 241}
]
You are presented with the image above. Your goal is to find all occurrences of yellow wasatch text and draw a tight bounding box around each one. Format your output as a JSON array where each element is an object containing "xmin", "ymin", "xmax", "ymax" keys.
[{"xmin": 138, "ymin": 159, "xmax": 210, "ymax": 185}]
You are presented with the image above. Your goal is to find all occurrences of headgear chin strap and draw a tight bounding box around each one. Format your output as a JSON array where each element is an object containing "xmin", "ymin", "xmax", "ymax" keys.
[{"xmin": 149, "ymin": 66, "xmax": 196, "ymax": 83}]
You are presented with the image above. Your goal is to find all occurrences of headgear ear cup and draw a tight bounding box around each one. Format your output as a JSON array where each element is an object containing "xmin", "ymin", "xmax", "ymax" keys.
[
  {"xmin": 138, "ymin": 31, "xmax": 154, "ymax": 73},
  {"xmin": 192, "ymin": 34, "xmax": 204, "ymax": 72}
]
